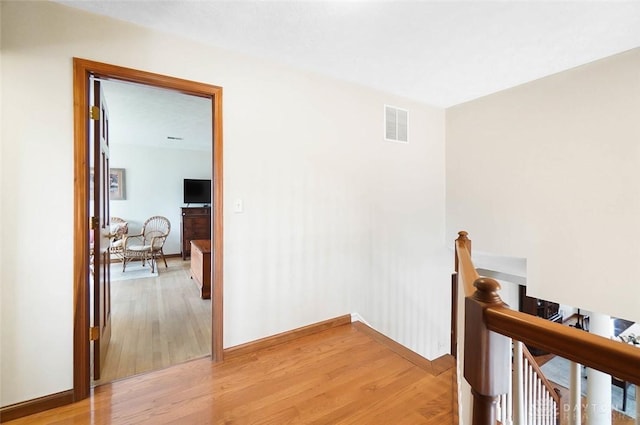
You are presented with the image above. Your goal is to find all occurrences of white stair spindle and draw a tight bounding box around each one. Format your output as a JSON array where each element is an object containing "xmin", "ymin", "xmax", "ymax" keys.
[{"xmin": 569, "ymin": 361, "xmax": 581, "ymax": 425}]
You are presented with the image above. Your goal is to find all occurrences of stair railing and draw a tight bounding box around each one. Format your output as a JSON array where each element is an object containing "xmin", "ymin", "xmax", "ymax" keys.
[
  {"xmin": 495, "ymin": 340, "xmax": 560, "ymax": 425},
  {"xmin": 453, "ymin": 231, "xmax": 640, "ymax": 425},
  {"xmin": 521, "ymin": 341, "xmax": 560, "ymax": 425}
]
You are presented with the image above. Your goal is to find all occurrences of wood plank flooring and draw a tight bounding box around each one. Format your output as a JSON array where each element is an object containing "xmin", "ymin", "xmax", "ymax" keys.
[
  {"xmin": 94, "ymin": 257, "xmax": 212, "ymax": 385},
  {"xmin": 8, "ymin": 324, "xmax": 456, "ymax": 424}
]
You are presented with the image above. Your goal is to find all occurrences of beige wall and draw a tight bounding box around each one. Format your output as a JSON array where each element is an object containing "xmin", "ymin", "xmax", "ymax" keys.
[
  {"xmin": 0, "ymin": 1, "xmax": 448, "ymax": 406},
  {"xmin": 447, "ymin": 48, "xmax": 640, "ymax": 323}
]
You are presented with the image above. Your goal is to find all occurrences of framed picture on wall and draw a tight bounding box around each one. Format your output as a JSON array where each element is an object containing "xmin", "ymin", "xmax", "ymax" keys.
[
  {"xmin": 89, "ymin": 167, "xmax": 126, "ymax": 200},
  {"xmin": 109, "ymin": 168, "xmax": 126, "ymax": 200}
]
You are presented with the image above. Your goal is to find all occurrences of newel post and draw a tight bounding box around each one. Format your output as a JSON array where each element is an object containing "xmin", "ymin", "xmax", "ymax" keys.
[
  {"xmin": 464, "ymin": 277, "xmax": 511, "ymax": 425},
  {"xmin": 455, "ymin": 230, "xmax": 471, "ymax": 273}
]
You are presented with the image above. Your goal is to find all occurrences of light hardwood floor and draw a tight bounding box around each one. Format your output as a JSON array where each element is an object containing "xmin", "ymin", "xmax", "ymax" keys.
[
  {"xmin": 8, "ymin": 324, "xmax": 456, "ymax": 424},
  {"xmin": 93, "ymin": 257, "xmax": 212, "ymax": 385}
]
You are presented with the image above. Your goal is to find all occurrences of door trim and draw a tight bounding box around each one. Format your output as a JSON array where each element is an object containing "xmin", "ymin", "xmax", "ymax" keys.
[{"xmin": 72, "ymin": 58, "xmax": 224, "ymax": 401}]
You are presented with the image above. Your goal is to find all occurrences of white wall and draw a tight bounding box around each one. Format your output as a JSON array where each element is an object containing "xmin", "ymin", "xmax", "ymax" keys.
[
  {"xmin": 109, "ymin": 144, "xmax": 211, "ymax": 255},
  {"xmin": 0, "ymin": 1, "xmax": 448, "ymax": 407},
  {"xmin": 0, "ymin": 0, "xmax": 4, "ymax": 397},
  {"xmin": 446, "ymin": 48, "xmax": 640, "ymax": 324},
  {"xmin": 354, "ymin": 109, "xmax": 450, "ymax": 359}
]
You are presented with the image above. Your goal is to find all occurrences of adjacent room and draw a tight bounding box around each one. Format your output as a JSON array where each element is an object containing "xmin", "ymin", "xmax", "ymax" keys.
[{"xmin": 90, "ymin": 79, "xmax": 214, "ymax": 384}]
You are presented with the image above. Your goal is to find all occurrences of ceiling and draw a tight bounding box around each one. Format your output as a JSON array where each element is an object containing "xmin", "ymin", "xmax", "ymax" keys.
[
  {"xmin": 61, "ymin": 1, "xmax": 640, "ymax": 150},
  {"xmin": 99, "ymin": 79, "xmax": 212, "ymax": 151}
]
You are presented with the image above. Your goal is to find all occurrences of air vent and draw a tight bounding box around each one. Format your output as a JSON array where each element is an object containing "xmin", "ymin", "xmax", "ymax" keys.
[{"xmin": 384, "ymin": 105, "xmax": 408, "ymax": 143}]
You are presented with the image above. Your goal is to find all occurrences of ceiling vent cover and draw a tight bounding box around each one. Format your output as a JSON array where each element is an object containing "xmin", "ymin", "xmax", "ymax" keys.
[{"xmin": 384, "ymin": 105, "xmax": 408, "ymax": 143}]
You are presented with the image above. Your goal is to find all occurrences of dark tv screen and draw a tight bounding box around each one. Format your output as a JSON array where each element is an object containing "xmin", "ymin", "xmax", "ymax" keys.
[{"xmin": 183, "ymin": 179, "xmax": 211, "ymax": 204}]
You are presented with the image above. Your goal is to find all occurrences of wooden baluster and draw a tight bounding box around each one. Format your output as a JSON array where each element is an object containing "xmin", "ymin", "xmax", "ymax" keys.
[{"xmin": 464, "ymin": 277, "xmax": 511, "ymax": 425}]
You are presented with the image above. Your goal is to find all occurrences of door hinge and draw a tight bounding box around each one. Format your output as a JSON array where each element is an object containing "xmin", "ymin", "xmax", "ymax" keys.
[
  {"xmin": 90, "ymin": 327, "xmax": 99, "ymax": 341},
  {"xmin": 89, "ymin": 216, "xmax": 98, "ymax": 230},
  {"xmin": 89, "ymin": 106, "xmax": 100, "ymax": 120}
]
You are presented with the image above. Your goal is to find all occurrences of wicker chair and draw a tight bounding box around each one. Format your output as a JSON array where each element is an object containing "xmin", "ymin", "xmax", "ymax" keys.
[
  {"xmin": 121, "ymin": 216, "xmax": 171, "ymax": 273},
  {"xmin": 108, "ymin": 217, "xmax": 129, "ymax": 261}
]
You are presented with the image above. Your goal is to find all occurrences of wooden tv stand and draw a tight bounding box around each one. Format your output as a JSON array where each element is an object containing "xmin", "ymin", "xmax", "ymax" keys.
[{"xmin": 190, "ymin": 239, "xmax": 211, "ymax": 299}]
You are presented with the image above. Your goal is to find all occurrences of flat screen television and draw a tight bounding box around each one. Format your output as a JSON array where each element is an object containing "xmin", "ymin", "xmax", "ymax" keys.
[{"xmin": 183, "ymin": 179, "xmax": 211, "ymax": 204}]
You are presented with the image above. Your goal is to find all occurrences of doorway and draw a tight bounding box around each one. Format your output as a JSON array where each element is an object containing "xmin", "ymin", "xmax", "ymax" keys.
[{"xmin": 73, "ymin": 58, "xmax": 224, "ymax": 401}]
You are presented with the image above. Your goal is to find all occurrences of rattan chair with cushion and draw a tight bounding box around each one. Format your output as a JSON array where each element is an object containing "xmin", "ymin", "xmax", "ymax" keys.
[
  {"xmin": 121, "ymin": 216, "xmax": 171, "ymax": 273},
  {"xmin": 108, "ymin": 217, "xmax": 129, "ymax": 261}
]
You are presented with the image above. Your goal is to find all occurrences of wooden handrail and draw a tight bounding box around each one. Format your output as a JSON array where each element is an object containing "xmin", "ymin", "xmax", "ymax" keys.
[
  {"xmin": 520, "ymin": 343, "xmax": 561, "ymax": 407},
  {"xmin": 455, "ymin": 231, "xmax": 478, "ymax": 297},
  {"xmin": 454, "ymin": 230, "xmax": 640, "ymax": 425},
  {"xmin": 485, "ymin": 306, "xmax": 640, "ymax": 385}
]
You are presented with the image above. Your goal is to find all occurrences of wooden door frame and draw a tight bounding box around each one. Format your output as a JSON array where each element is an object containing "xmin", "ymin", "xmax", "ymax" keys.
[{"xmin": 73, "ymin": 58, "xmax": 224, "ymax": 401}]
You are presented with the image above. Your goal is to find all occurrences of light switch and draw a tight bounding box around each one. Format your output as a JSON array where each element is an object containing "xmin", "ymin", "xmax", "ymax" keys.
[{"xmin": 233, "ymin": 198, "xmax": 243, "ymax": 213}]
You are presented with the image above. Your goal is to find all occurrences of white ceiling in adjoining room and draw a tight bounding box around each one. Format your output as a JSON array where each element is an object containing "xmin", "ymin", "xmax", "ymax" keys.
[{"xmin": 100, "ymin": 79, "xmax": 212, "ymax": 151}]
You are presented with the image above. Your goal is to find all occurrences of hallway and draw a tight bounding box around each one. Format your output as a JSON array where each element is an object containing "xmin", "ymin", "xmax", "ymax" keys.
[{"xmin": 8, "ymin": 323, "xmax": 456, "ymax": 424}]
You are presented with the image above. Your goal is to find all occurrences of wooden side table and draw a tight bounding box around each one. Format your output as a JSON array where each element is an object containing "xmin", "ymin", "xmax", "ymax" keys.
[
  {"xmin": 190, "ymin": 239, "xmax": 211, "ymax": 299},
  {"xmin": 181, "ymin": 207, "xmax": 211, "ymax": 260}
]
